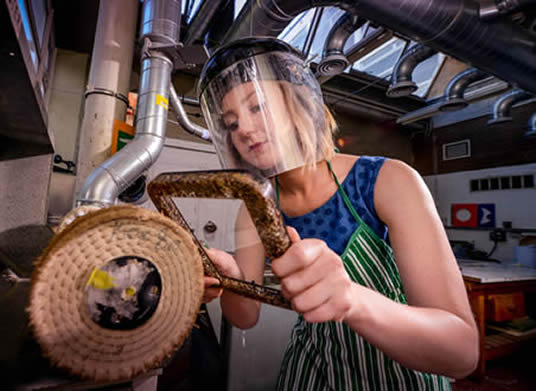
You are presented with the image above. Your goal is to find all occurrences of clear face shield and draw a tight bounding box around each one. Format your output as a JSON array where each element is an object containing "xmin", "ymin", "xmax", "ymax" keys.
[{"xmin": 200, "ymin": 51, "xmax": 327, "ymax": 178}]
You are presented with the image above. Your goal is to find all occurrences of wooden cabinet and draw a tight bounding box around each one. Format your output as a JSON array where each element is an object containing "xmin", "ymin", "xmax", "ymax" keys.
[{"xmin": 464, "ymin": 278, "xmax": 536, "ymax": 378}]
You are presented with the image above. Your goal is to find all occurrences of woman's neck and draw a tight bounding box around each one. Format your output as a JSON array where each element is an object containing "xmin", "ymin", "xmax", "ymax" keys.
[{"xmin": 274, "ymin": 160, "xmax": 331, "ymax": 198}]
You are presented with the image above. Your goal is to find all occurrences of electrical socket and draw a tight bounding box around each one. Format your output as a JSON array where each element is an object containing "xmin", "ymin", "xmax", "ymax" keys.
[{"xmin": 489, "ymin": 229, "xmax": 507, "ymax": 242}]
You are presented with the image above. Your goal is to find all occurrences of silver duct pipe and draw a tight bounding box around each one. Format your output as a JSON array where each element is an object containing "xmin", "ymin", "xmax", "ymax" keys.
[
  {"xmin": 183, "ymin": 0, "xmax": 225, "ymax": 46},
  {"xmin": 386, "ymin": 44, "xmax": 437, "ymax": 98},
  {"xmin": 480, "ymin": 0, "xmax": 536, "ymax": 20},
  {"xmin": 317, "ymin": 12, "xmax": 366, "ymax": 77},
  {"xmin": 180, "ymin": 95, "xmax": 201, "ymax": 106},
  {"xmin": 77, "ymin": 0, "xmax": 181, "ymax": 206},
  {"xmin": 169, "ymin": 84, "xmax": 211, "ymax": 140},
  {"xmin": 223, "ymin": 0, "xmax": 536, "ymax": 94},
  {"xmin": 488, "ymin": 88, "xmax": 533, "ymax": 125},
  {"xmin": 438, "ymin": 68, "xmax": 488, "ymax": 112}
]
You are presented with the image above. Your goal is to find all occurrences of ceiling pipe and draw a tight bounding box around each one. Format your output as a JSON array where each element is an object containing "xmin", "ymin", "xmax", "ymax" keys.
[
  {"xmin": 479, "ymin": 0, "xmax": 536, "ymax": 20},
  {"xmin": 488, "ymin": 88, "xmax": 533, "ymax": 125},
  {"xmin": 437, "ymin": 68, "xmax": 489, "ymax": 112},
  {"xmin": 223, "ymin": 0, "xmax": 536, "ymax": 95},
  {"xmin": 317, "ymin": 12, "xmax": 366, "ymax": 77},
  {"xmin": 183, "ymin": 0, "xmax": 225, "ymax": 46},
  {"xmin": 526, "ymin": 112, "xmax": 536, "ymax": 136},
  {"xmin": 204, "ymin": 0, "xmax": 235, "ymax": 52},
  {"xmin": 169, "ymin": 84, "xmax": 211, "ymax": 140},
  {"xmin": 77, "ymin": 0, "xmax": 182, "ymax": 207},
  {"xmin": 386, "ymin": 44, "xmax": 437, "ymax": 98}
]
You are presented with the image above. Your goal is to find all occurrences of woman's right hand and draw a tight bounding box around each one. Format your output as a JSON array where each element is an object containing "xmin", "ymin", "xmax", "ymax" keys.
[{"xmin": 202, "ymin": 248, "xmax": 243, "ymax": 303}]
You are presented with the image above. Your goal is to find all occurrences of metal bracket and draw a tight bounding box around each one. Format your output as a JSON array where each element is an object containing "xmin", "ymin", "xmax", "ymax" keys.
[{"xmin": 142, "ymin": 38, "xmax": 209, "ymax": 71}]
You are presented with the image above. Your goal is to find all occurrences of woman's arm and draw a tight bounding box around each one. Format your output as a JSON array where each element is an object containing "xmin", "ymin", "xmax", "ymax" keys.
[
  {"xmin": 205, "ymin": 204, "xmax": 266, "ymax": 329},
  {"xmin": 272, "ymin": 159, "xmax": 478, "ymax": 379},
  {"xmin": 346, "ymin": 159, "xmax": 478, "ymax": 377}
]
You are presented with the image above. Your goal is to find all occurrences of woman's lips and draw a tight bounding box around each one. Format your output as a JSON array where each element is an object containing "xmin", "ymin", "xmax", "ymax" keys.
[{"xmin": 249, "ymin": 141, "xmax": 267, "ymax": 153}]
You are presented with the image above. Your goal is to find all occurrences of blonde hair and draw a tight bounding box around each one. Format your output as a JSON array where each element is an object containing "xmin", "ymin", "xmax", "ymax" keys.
[{"xmin": 278, "ymin": 81, "xmax": 338, "ymax": 164}]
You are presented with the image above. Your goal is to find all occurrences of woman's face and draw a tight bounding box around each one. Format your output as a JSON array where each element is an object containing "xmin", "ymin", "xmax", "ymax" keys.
[{"xmin": 221, "ymin": 81, "xmax": 293, "ymax": 170}]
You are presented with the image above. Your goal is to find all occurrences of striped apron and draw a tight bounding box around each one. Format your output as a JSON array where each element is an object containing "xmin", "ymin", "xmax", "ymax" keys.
[{"xmin": 275, "ymin": 162, "xmax": 451, "ymax": 390}]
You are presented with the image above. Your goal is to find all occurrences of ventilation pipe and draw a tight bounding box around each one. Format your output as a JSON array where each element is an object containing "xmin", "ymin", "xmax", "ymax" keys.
[
  {"xmin": 317, "ymin": 12, "xmax": 366, "ymax": 77},
  {"xmin": 488, "ymin": 88, "xmax": 533, "ymax": 125},
  {"xmin": 526, "ymin": 112, "xmax": 536, "ymax": 136},
  {"xmin": 183, "ymin": 0, "xmax": 225, "ymax": 46},
  {"xmin": 479, "ymin": 0, "xmax": 536, "ymax": 20},
  {"xmin": 438, "ymin": 68, "xmax": 488, "ymax": 112},
  {"xmin": 204, "ymin": 0, "xmax": 235, "ymax": 51},
  {"xmin": 77, "ymin": 0, "xmax": 181, "ymax": 207},
  {"xmin": 169, "ymin": 84, "xmax": 211, "ymax": 140},
  {"xmin": 223, "ymin": 0, "xmax": 536, "ymax": 95},
  {"xmin": 386, "ymin": 45, "xmax": 437, "ymax": 98}
]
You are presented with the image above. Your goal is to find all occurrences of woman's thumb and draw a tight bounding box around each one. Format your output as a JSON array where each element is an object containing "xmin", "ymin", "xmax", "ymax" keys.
[{"xmin": 286, "ymin": 226, "xmax": 301, "ymax": 243}]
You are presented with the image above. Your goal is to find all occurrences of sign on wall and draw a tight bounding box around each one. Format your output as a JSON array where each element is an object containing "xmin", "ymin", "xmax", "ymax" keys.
[
  {"xmin": 111, "ymin": 119, "xmax": 135, "ymax": 155},
  {"xmin": 451, "ymin": 203, "xmax": 496, "ymax": 228}
]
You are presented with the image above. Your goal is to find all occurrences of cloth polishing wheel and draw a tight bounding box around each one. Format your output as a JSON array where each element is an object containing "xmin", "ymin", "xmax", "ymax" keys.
[{"xmin": 28, "ymin": 205, "xmax": 204, "ymax": 382}]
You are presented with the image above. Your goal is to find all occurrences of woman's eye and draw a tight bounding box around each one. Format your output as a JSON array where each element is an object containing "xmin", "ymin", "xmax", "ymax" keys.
[
  {"xmin": 250, "ymin": 102, "xmax": 264, "ymax": 113},
  {"xmin": 224, "ymin": 122, "xmax": 238, "ymax": 132}
]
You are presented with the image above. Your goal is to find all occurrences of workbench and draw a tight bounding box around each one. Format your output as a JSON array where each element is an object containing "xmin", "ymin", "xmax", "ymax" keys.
[{"xmin": 459, "ymin": 259, "xmax": 536, "ymax": 379}]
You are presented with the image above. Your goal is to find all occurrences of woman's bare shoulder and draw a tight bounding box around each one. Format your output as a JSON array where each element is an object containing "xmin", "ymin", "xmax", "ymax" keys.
[{"xmin": 331, "ymin": 154, "xmax": 360, "ymax": 177}]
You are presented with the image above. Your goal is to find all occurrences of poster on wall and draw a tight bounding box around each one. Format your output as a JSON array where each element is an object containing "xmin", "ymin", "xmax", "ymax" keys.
[{"xmin": 451, "ymin": 203, "xmax": 496, "ymax": 228}]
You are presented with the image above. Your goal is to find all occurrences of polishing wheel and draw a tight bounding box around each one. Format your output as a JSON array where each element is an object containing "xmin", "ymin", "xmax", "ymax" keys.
[{"xmin": 28, "ymin": 205, "xmax": 203, "ymax": 382}]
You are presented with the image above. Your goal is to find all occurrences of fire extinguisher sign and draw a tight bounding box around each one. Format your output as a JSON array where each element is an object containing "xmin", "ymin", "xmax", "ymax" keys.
[{"xmin": 451, "ymin": 204, "xmax": 496, "ymax": 228}]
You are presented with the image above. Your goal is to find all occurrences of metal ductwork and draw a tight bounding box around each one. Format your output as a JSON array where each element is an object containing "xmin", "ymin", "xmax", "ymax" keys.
[
  {"xmin": 183, "ymin": 0, "xmax": 225, "ymax": 46},
  {"xmin": 479, "ymin": 0, "xmax": 536, "ymax": 20},
  {"xmin": 488, "ymin": 88, "xmax": 533, "ymax": 125},
  {"xmin": 527, "ymin": 112, "xmax": 536, "ymax": 136},
  {"xmin": 317, "ymin": 12, "xmax": 366, "ymax": 77},
  {"xmin": 77, "ymin": 0, "xmax": 181, "ymax": 207},
  {"xmin": 204, "ymin": 1, "xmax": 235, "ymax": 51},
  {"xmin": 224, "ymin": 0, "xmax": 536, "ymax": 95},
  {"xmin": 438, "ymin": 68, "xmax": 489, "ymax": 112},
  {"xmin": 386, "ymin": 45, "xmax": 437, "ymax": 98},
  {"xmin": 169, "ymin": 84, "xmax": 211, "ymax": 140}
]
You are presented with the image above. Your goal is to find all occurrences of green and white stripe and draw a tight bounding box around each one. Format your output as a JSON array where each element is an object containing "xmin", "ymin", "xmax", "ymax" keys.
[
  {"xmin": 276, "ymin": 224, "xmax": 451, "ymax": 390},
  {"xmin": 275, "ymin": 162, "xmax": 451, "ymax": 390}
]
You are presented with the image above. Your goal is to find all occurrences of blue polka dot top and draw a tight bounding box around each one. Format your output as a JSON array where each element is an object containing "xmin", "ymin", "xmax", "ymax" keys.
[{"xmin": 283, "ymin": 156, "xmax": 388, "ymax": 255}]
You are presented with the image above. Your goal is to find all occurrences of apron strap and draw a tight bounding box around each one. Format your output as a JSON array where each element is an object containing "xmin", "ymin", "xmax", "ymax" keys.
[
  {"xmin": 275, "ymin": 161, "xmax": 364, "ymax": 226},
  {"xmin": 326, "ymin": 161, "xmax": 364, "ymax": 226}
]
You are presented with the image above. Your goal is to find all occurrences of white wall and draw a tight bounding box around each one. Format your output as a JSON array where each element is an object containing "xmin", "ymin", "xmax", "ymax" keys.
[{"xmin": 424, "ymin": 163, "xmax": 536, "ymax": 262}]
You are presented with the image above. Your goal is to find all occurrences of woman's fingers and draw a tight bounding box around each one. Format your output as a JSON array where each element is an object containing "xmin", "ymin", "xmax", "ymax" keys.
[
  {"xmin": 202, "ymin": 276, "xmax": 223, "ymax": 303},
  {"xmin": 287, "ymin": 226, "xmax": 301, "ymax": 243},
  {"xmin": 205, "ymin": 248, "xmax": 242, "ymax": 278},
  {"xmin": 272, "ymin": 238, "xmax": 326, "ymax": 278}
]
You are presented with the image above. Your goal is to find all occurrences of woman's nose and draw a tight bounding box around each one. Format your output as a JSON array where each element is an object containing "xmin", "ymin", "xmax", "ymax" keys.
[{"xmin": 236, "ymin": 116, "xmax": 257, "ymax": 137}]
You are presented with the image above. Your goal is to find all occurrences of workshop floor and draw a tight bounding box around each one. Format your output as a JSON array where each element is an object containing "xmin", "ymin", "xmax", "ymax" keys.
[{"xmin": 451, "ymin": 348, "xmax": 536, "ymax": 391}]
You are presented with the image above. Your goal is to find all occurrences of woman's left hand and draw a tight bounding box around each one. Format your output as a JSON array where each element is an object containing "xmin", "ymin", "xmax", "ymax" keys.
[{"xmin": 271, "ymin": 227, "xmax": 358, "ymax": 323}]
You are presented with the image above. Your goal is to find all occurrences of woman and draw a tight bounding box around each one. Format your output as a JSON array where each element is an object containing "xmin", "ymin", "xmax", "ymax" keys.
[{"xmin": 198, "ymin": 37, "xmax": 478, "ymax": 390}]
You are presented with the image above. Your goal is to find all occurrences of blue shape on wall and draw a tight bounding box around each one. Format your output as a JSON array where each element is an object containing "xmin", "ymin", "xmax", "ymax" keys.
[{"xmin": 477, "ymin": 204, "xmax": 496, "ymax": 228}]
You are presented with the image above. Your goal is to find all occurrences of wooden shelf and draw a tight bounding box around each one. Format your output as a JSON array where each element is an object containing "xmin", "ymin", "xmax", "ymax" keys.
[{"xmin": 485, "ymin": 329, "xmax": 536, "ymax": 361}]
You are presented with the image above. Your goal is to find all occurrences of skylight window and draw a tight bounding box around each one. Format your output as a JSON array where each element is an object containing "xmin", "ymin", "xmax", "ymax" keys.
[
  {"xmin": 233, "ymin": 4, "xmax": 446, "ymax": 98},
  {"xmin": 182, "ymin": 0, "xmax": 204, "ymax": 24},
  {"xmin": 352, "ymin": 37, "xmax": 407, "ymax": 80}
]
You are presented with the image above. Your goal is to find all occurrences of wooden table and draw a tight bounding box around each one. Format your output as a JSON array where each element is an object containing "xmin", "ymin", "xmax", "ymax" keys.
[{"xmin": 460, "ymin": 260, "xmax": 536, "ymax": 379}]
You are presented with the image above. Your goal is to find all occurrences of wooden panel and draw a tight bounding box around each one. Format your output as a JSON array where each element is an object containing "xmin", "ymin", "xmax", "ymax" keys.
[{"xmin": 486, "ymin": 293, "xmax": 525, "ymax": 322}]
